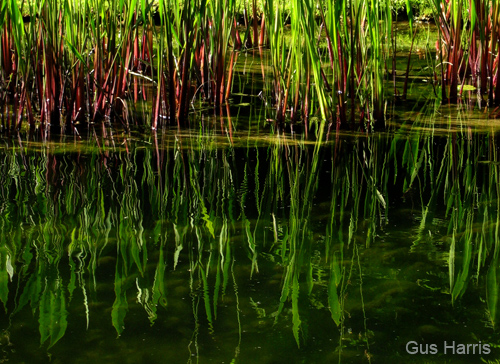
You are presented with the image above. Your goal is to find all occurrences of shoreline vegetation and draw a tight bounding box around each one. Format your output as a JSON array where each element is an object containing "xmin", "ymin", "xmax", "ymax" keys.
[
  {"xmin": 1, "ymin": 2, "xmax": 500, "ymax": 359},
  {"xmin": 1, "ymin": 0, "xmax": 499, "ymax": 135},
  {"xmin": 14, "ymin": 0, "xmax": 436, "ymax": 21}
]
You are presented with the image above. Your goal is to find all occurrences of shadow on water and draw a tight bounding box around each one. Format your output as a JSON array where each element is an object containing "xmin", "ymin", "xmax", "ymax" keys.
[{"xmin": 1, "ymin": 104, "xmax": 500, "ymax": 363}]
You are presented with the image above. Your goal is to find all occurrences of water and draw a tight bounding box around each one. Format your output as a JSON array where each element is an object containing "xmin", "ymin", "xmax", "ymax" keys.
[{"xmin": 0, "ymin": 118, "xmax": 500, "ymax": 364}]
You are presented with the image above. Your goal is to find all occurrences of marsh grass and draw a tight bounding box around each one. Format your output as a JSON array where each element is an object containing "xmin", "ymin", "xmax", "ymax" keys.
[
  {"xmin": 1, "ymin": 0, "xmax": 499, "ymax": 135},
  {"xmin": 429, "ymin": 0, "xmax": 500, "ymax": 105},
  {"xmin": 260, "ymin": 0, "xmax": 412, "ymax": 131},
  {"xmin": 0, "ymin": 0, "xmax": 244, "ymax": 131}
]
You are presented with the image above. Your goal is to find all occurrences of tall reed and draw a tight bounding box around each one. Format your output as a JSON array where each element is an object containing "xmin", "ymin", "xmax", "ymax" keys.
[
  {"xmin": 1, "ymin": 0, "xmax": 242, "ymax": 131},
  {"xmin": 262, "ymin": 0, "xmax": 406, "ymax": 132},
  {"xmin": 3, "ymin": 0, "xmax": 500, "ymax": 133},
  {"xmin": 429, "ymin": 0, "xmax": 500, "ymax": 105}
]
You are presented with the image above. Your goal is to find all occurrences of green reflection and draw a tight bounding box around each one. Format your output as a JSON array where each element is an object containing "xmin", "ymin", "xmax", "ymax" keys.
[{"xmin": 0, "ymin": 122, "xmax": 500, "ymax": 362}]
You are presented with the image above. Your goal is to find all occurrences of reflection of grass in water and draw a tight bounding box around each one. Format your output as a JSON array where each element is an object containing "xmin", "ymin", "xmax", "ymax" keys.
[
  {"xmin": 1, "ymin": 126, "xmax": 500, "ymax": 361},
  {"xmin": 390, "ymin": 102, "xmax": 500, "ymax": 329}
]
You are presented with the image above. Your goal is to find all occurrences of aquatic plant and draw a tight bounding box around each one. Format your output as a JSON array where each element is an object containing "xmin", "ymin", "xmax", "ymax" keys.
[
  {"xmin": 429, "ymin": 0, "xmax": 500, "ymax": 105},
  {"xmin": 5, "ymin": 0, "xmax": 499, "ymax": 134},
  {"xmin": 0, "ymin": 0, "xmax": 244, "ymax": 131}
]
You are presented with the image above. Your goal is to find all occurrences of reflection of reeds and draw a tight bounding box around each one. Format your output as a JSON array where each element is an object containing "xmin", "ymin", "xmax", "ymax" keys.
[
  {"xmin": 393, "ymin": 104, "xmax": 500, "ymax": 328},
  {"xmin": 2, "ymin": 120, "xmax": 500, "ymax": 354}
]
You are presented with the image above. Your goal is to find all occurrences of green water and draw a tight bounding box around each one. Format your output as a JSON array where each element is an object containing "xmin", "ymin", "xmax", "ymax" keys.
[{"xmin": 1, "ymin": 118, "xmax": 500, "ymax": 364}]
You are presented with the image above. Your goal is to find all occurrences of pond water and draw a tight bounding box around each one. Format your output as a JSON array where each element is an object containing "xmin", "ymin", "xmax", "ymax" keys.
[{"xmin": 1, "ymin": 107, "xmax": 500, "ymax": 364}]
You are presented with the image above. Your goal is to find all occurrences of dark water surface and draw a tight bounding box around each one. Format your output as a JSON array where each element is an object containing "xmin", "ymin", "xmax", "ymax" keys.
[{"xmin": 1, "ymin": 121, "xmax": 500, "ymax": 364}]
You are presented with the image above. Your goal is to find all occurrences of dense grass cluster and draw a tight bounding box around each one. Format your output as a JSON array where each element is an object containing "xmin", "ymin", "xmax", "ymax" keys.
[
  {"xmin": 0, "ymin": 0, "xmax": 499, "ymax": 134},
  {"xmin": 1, "ymin": 0, "xmax": 240, "ymax": 131}
]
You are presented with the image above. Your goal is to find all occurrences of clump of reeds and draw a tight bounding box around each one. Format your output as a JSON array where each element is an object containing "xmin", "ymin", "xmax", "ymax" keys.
[
  {"xmin": 261, "ymin": 0, "xmax": 398, "ymax": 132},
  {"xmin": 0, "ymin": 0, "xmax": 243, "ymax": 132},
  {"xmin": 262, "ymin": 0, "xmax": 500, "ymax": 131},
  {"xmin": 429, "ymin": 0, "xmax": 500, "ymax": 105},
  {"xmin": 1, "ymin": 0, "xmax": 499, "ymax": 134}
]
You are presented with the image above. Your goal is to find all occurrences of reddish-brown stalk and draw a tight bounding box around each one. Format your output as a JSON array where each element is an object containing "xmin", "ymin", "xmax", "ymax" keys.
[
  {"xmin": 252, "ymin": 0, "xmax": 258, "ymax": 50},
  {"xmin": 259, "ymin": 16, "xmax": 265, "ymax": 47},
  {"xmin": 225, "ymin": 51, "xmax": 238, "ymax": 102},
  {"xmin": 231, "ymin": 18, "xmax": 242, "ymax": 50},
  {"xmin": 177, "ymin": 22, "xmax": 191, "ymax": 127}
]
